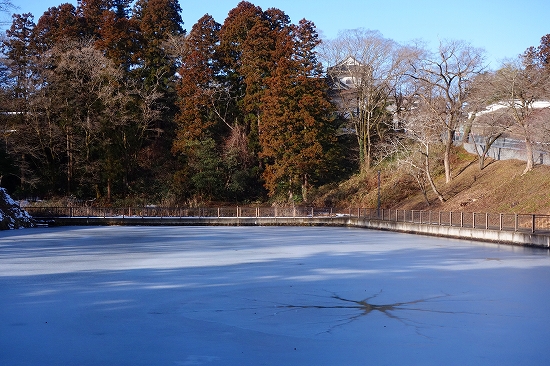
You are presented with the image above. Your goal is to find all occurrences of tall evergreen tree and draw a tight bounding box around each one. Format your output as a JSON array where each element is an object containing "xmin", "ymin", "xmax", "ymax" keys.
[
  {"xmin": 77, "ymin": 0, "xmax": 111, "ymax": 39},
  {"xmin": 34, "ymin": 4, "xmax": 81, "ymax": 50},
  {"xmin": 173, "ymin": 14, "xmax": 221, "ymax": 149},
  {"xmin": 94, "ymin": 1, "xmax": 138, "ymax": 72},
  {"xmin": 217, "ymin": 1, "xmax": 263, "ymax": 137},
  {"xmin": 2, "ymin": 13, "xmax": 36, "ymax": 105},
  {"xmin": 129, "ymin": 0, "xmax": 184, "ymax": 197},
  {"xmin": 132, "ymin": 0, "xmax": 184, "ymax": 90},
  {"xmin": 1, "ymin": 13, "xmax": 43, "ymax": 194},
  {"xmin": 260, "ymin": 19, "xmax": 337, "ymax": 201}
]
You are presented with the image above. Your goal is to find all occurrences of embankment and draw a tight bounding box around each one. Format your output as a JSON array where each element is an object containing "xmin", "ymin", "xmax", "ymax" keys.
[{"xmin": 48, "ymin": 216, "xmax": 550, "ymax": 249}]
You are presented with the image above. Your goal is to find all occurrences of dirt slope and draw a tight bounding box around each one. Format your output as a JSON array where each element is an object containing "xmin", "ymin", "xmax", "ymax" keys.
[
  {"xmin": 398, "ymin": 159, "xmax": 550, "ymax": 214},
  {"xmin": 314, "ymin": 151, "xmax": 550, "ymax": 214}
]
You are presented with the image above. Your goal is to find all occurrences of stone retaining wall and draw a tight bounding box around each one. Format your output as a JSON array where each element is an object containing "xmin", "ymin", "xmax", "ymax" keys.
[{"xmin": 48, "ymin": 216, "xmax": 550, "ymax": 249}]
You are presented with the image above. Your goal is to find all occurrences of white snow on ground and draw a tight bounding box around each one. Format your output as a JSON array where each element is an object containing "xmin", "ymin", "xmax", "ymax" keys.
[
  {"xmin": 0, "ymin": 188, "xmax": 34, "ymax": 229},
  {"xmin": 1, "ymin": 226, "xmax": 550, "ymax": 365}
]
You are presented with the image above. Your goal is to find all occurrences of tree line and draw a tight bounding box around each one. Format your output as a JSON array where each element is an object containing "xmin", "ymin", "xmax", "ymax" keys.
[
  {"xmin": 1, "ymin": 0, "xmax": 549, "ymax": 206},
  {"xmin": 0, "ymin": 0, "xmax": 352, "ymax": 204},
  {"xmin": 321, "ymin": 29, "xmax": 550, "ymax": 205}
]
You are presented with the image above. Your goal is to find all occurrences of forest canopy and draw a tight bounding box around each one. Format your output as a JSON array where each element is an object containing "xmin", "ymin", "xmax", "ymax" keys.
[{"xmin": 1, "ymin": 1, "xmax": 549, "ymax": 206}]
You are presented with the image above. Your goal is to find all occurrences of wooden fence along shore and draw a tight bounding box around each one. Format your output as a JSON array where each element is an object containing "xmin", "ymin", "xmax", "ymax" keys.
[{"xmin": 25, "ymin": 206, "xmax": 550, "ymax": 235}]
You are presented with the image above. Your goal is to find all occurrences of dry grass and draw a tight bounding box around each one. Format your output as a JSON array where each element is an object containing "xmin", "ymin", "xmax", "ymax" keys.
[
  {"xmin": 426, "ymin": 157, "xmax": 550, "ymax": 214},
  {"xmin": 314, "ymin": 148, "xmax": 550, "ymax": 214}
]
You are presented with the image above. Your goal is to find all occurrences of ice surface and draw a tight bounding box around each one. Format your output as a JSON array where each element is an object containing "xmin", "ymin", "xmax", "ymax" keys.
[{"xmin": 1, "ymin": 226, "xmax": 550, "ymax": 365}]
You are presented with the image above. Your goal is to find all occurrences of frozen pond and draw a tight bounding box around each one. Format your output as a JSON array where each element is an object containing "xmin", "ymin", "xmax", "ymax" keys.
[{"xmin": 1, "ymin": 226, "xmax": 550, "ymax": 365}]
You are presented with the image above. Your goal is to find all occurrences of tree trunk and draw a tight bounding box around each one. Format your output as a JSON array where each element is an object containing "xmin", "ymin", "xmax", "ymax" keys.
[
  {"xmin": 107, "ymin": 177, "xmax": 112, "ymax": 203},
  {"xmin": 302, "ymin": 174, "xmax": 308, "ymax": 203},
  {"xmin": 479, "ymin": 150, "xmax": 487, "ymax": 170},
  {"xmin": 366, "ymin": 112, "xmax": 372, "ymax": 172},
  {"xmin": 478, "ymin": 134, "xmax": 502, "ymax": 170},
  {"xmin": 424, "ymin": 144, "xmax": 445, "ymax": 202},
  {"xmin": 66, "ymin": 127, "xmax": 72, "ymax": 195},
  {"xmin": 412, "ymin": 174, "xmax": 430, "ymax": 206},
  {"xmin": 358, "ymin": 135, "xmax": 369, "ymax": 174},
  {"xmin": 472, "ymin": 141, "xmax": 488, "ymax": 170},
  {"xmin": 461, "ymin": 114, "xmax": 474, "ymax": 144},
  {"xmin": 523, "ymin": 139, "xmax": 534, "ymax": 174},
  {"xmin": 288, "ymin": 176, "xmax": 293, "ymax": 203},
  {"xmin": 444, "ymin": 129, "xmax": 454, "ymax": 183}
]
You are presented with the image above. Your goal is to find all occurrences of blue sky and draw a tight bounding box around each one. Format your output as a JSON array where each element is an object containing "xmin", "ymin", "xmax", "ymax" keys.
[{"xmin": 7, "ymin": 0, "xmax": 550, "ymax": 69}]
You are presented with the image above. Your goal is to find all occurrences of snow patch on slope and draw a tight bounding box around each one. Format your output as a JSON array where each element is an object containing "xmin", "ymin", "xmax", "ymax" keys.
[{"xmin": 0, "ymin": 188, "xmax": 35, "ymax": 230}]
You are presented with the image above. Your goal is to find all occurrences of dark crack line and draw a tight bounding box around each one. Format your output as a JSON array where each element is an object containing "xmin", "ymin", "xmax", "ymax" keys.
[{"xmin": 273, "ymin": 291, "xmax": 483, "ymax": 337}]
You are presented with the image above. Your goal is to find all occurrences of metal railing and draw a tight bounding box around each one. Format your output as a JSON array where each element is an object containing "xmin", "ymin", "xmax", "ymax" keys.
[
  {"xmin": 361, "ymin": 208, "xmax": 550, "ymax": 234},
  {"xmin": 24, "ymin": 206, "xmax": 550, "ymax": 234}
]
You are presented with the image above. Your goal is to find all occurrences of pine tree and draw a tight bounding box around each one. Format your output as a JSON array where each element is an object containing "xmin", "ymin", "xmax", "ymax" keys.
[{"xmin": 173, "ymin": 14, "xmax": 221, "ymax": 151}]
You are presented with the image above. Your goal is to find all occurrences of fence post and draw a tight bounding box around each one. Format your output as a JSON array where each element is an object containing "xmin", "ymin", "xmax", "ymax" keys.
[
  {"xmin": 514, "ymin": 214, "xmax": 518, "ymax": 232},
  {"xmin": 438, "ymin": 212, "xmax": 441, "ymax": 225},
  {"xmin": 499, "ymin": 213, "xmax": 503, "ymax": 231},
  {"xmin": 472, "ymin": 212, "xmax": 475, "ymax": 229},
  {"xmin": 486, "ymin": 213, "xmax": 489, "ymax": 230},
  {"xmin": 460, "ymin": 212, "xmax": 464, "ymax": 228},
  {"xmin": 532, "ymin": 214, "xmax": 536, "ymax": 233},
  {"xmin": 450, "ymin": 211, "xmax": 452, "ymax": 227}
]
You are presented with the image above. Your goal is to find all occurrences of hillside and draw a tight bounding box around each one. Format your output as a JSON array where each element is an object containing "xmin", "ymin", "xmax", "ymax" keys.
[
  {"xmin": 312, "ymin": 149, "xmax": 550, "ymax": 214},
  {"xmin": 12, "ymin": 148, "xmax": 550, "ymax": 217}
]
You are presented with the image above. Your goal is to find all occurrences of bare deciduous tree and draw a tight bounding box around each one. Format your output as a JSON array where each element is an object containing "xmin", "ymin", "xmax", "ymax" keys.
[
  {"xmin": 466, "ymin": 72, "xmax": 515, "ymax": 169},
  {"xmin": 397, "ymin": 89, "xmax": 447, "ymax": 203},
  {"xmin": 408, "ymin": 40, "xmax": 485, "ymax": 183},
  {"xmin": 320, "ymin": 29, "xmax": 411, "ymax": 173},
  {"xmin": 0, "ymin": 1, "xmax": 15, "ymax": 26},
  {"xmin": 490, "ymin": 56, "xmax": 550, "ymax": 174}
]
